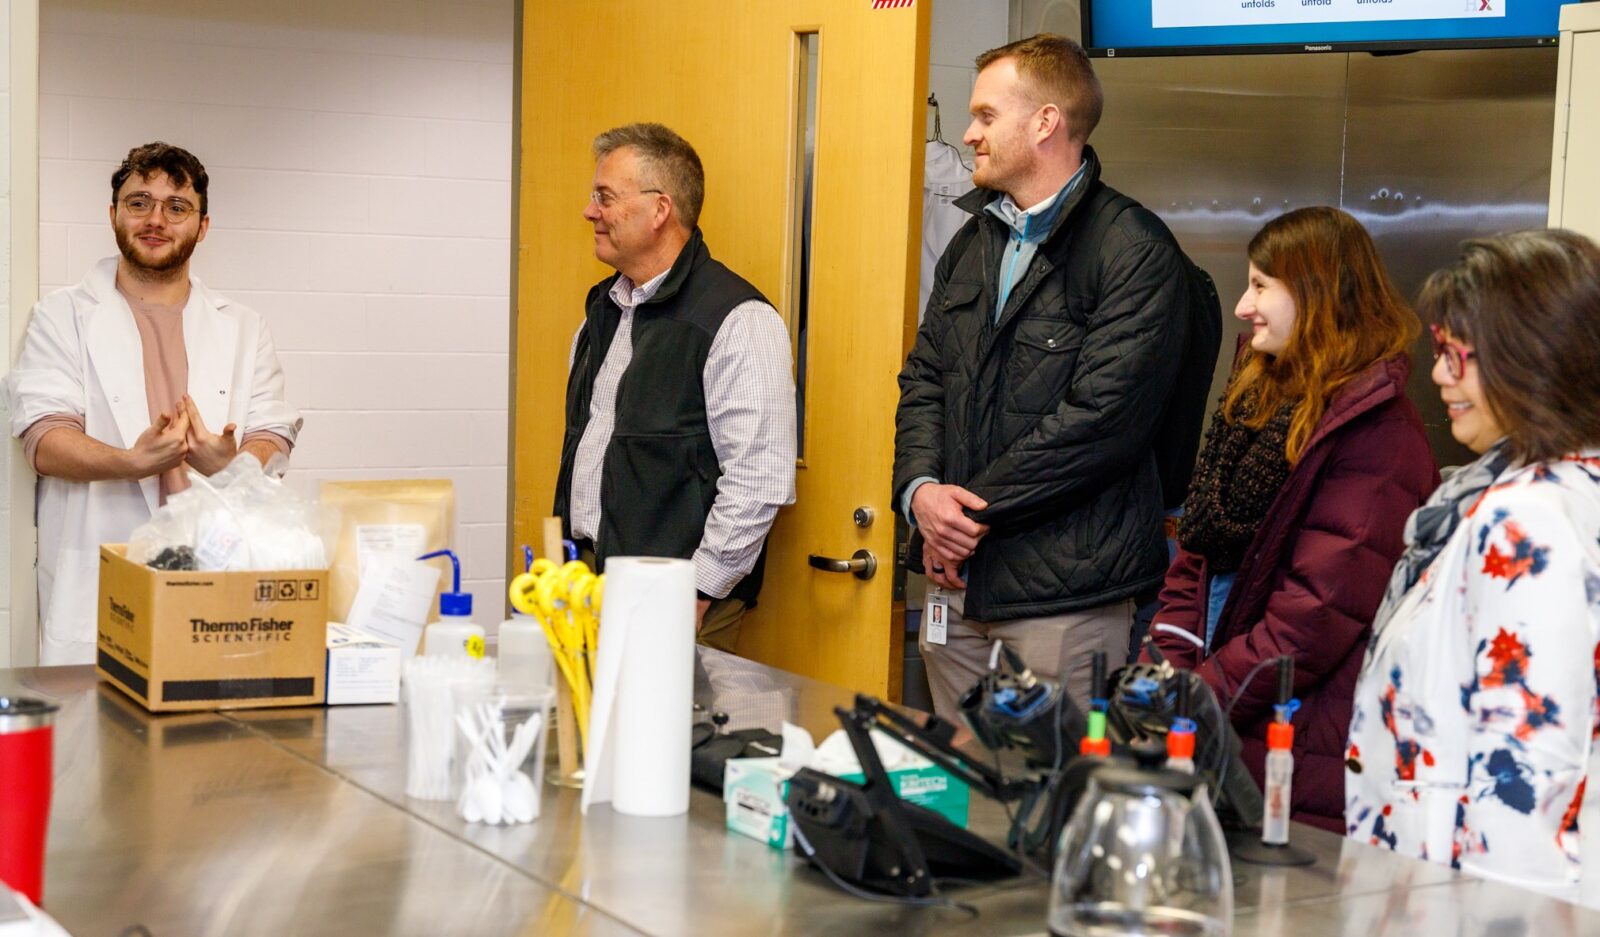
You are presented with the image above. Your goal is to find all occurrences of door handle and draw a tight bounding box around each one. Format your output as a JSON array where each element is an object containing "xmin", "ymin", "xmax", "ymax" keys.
[{"xmin": 808, "ymin": 549, "xmax": 877, "ymax": 581}]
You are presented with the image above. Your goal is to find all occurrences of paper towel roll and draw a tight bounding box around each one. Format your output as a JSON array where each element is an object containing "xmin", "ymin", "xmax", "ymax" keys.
[{"xmin": 582, "ymin": 556, "xmax": 696, "ymax": 817}]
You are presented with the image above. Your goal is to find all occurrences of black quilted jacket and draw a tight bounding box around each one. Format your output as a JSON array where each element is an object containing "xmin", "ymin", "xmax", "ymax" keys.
[{"xmin": 894, "ymin": 148, "xmax": 1190, "ymax": 621}]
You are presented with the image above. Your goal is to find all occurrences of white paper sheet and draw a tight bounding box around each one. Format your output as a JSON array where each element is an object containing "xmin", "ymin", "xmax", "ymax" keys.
[
  {"xmin": 345, "ymin": 557, "xmax": 441, "ymax": 656},
  {"xmin": 355, "ymin": 523, "xmax": 429, "ymax": 578}
]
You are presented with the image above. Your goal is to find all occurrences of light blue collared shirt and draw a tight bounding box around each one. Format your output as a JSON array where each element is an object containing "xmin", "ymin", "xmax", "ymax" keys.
[
  {"xmin": 983, "ymin": 161, "xmax": 1088, "ymax": 322},
  {"xmin": 901, "ymin": 162, "xmax": 1089, "ymax": 528}
]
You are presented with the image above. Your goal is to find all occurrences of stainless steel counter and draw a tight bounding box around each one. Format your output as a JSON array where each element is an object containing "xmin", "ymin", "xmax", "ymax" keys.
[{"xmin": 5, "ymin": 652, "xmax": 1597, "ymax": 937}]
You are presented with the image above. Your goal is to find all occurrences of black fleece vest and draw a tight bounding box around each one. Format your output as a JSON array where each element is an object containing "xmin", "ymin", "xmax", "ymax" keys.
[{"xmin": 553, "ymin": 230, "xmax": 770, "ymax": 605}]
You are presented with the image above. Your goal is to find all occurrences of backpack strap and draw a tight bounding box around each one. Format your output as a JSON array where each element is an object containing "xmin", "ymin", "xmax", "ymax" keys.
[{"xmin": 1060, "ymin": 184, "xmax": 1138, "ymax": 299}]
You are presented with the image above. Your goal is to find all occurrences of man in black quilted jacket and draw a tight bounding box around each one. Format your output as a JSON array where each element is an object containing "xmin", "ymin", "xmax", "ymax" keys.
[{"xmin": 895, "ymin": 34, "xmax": 1190, "ymax": 718}]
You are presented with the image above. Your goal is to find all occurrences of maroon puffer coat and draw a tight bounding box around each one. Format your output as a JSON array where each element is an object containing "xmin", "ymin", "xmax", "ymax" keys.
[{"xmin": 1148, "ymin": 355, "xmax": 1439, "ymax": 832}]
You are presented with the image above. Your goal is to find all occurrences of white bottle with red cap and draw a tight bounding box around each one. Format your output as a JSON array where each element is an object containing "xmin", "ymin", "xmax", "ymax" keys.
[
  {"xmin": 1262, "ymin": 656, "xmax": 1300, "ymax": 847},
  {"xmin": 1263, "ymin": 717, "xmax": 1294, "ymax": 845}
]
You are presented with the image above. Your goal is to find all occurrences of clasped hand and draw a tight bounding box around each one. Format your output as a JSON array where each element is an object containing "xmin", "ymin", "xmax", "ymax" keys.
[
  {"xmin": 127, "ymin": 394, "xmax": 237, "ymax": 478},
  {"xmin": 911, "ymin": 483, "xmax": 990, "ymax": 590}
]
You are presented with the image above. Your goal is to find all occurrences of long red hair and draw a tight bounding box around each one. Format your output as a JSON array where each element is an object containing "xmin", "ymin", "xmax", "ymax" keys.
[{"xmin": 1224, "ymin": 207, "xmax": 1418, "ymax": 462}]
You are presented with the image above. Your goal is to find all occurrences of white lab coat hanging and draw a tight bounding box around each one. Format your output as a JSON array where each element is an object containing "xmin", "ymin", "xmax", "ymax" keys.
[{"xmin": 3, "ymin": 257, "xmax": 301, "ymax": 665}]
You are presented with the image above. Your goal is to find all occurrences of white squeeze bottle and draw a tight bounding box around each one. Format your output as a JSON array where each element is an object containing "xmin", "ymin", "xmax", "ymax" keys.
[
  {"xmin": 1262, "ymin": 657, "xmax": 1299, "ymax": 848},
  {"xmin": 499, "ymin": 546, "xmax": 555, "ymax": 688},
  {"xmin": 417, "ymin": 549, "xmax": 485, "ymax": 660}
]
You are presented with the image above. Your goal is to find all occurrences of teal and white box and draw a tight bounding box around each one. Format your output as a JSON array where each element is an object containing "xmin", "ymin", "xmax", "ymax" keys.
[
  {"xmin": 723, "ymin": 751, "xmax": 972, "ymax": 851},
  {"xmin": 724, "ymin": 757, "xmax": 794, "ymax": 849},
  {"xmin": 839, "ymin": 762, "xmax": 970, "ymax": 828}
]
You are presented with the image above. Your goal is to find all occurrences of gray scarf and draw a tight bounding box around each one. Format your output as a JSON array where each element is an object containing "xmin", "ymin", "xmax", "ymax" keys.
[{"xmin": 1369, "ymin": 440, "xmax": 1513, "ymax": 641}]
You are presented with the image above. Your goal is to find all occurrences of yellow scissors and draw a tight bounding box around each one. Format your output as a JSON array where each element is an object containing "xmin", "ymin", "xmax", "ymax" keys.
[{"xmin": 504, "ymin": 552, "xmax": 604, "ymax": 738}]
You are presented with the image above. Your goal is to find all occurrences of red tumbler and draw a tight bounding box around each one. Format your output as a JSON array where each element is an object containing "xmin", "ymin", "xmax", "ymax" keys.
[{"xmin": 0, "ymin": 696, "xmax": 59, "ymax": 906}]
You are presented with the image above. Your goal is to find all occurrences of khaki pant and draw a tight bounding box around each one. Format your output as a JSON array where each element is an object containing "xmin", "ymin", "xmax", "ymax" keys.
[
  {"xmin": 918, "ymin": 590, "xmax": 1134, "ymax": 721},
  {"xmin": 578, "ymin": 545, "xmax": 746, "ymax": 653},
  {"xmin": 696, "ymin": 596, "xmax": 747, "ymax": 654}
]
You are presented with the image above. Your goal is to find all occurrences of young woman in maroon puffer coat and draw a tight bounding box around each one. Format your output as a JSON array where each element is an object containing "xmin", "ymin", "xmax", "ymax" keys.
[{"xmin": 1146, "ymin": 207, "xmax": 1439, "ymax": 832}]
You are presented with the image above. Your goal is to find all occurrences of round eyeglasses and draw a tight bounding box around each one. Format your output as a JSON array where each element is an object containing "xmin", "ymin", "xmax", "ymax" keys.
[
  {"xmin": 119, "ymin": 194, "xmax": 200, "ymax": 222},
  {"xmin": 1429, "ymin": 324, "xmax": 1477, "ymax": 381}
]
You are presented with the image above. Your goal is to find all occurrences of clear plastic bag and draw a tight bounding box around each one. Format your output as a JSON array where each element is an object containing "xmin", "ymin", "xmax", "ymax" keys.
[{"xmin": 128, "ymin": 454, "xmax": 337, "ymax": 571}]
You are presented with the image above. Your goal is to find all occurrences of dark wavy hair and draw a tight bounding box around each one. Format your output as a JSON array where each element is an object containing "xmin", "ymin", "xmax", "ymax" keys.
[
  {"xmin": 1418, "ymin": 229, "xmax": 1600, "ymax": 464},
  {"xmin": 110, "ymin": 142, "xmax": 209, "ymax": 216}
]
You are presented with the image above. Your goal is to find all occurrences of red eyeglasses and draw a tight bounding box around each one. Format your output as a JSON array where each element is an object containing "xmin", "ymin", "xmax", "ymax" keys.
[{"xmin": 1429, "ymin": 324, "xmax": 1477, "ymax": 381}]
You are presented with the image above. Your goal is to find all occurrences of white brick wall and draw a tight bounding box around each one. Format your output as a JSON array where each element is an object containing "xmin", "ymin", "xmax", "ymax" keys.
[
  {"xmin": 37, "ymin": 0, "xmax": 515, "ymax": 619},
  {"xmin": 926, "ymin": 0, "xmax": 1010, "ymax": 158}
]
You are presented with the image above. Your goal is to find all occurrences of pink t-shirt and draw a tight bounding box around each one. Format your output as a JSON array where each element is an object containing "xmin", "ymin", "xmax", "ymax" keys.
[{"xmin": 22, "ymin": 285, "xmax": 291, "ymax": 502}]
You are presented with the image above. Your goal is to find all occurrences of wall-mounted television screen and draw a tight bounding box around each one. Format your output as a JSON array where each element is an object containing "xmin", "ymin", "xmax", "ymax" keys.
[{"xmin": 1082, "ymin": 0, "xmax": 1574, "ymax": 58}]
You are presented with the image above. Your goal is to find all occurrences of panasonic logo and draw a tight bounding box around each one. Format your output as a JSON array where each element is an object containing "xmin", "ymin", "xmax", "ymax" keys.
[{"xmin": 1304, "ymin": 44, "xmax": 1334, "ymax": 52}]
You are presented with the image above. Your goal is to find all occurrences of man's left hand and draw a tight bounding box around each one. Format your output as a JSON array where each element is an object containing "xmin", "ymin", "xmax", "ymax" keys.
[
  {"xmin": 180, "ymin": 394, "xmax": 238, "ymax": 475},
  {"xmin": 923, "ymin": 541, "xmax": 968, "ymax": 591},
  {"xmin": 696, "ymin": 599, "xmax": 710, "ymax": 632}
]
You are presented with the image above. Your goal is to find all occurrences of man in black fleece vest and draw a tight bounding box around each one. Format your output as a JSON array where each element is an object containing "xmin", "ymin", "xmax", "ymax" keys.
[{"xmin": 554, "ymin": 124, "xmax": 796, "ymax": 651}]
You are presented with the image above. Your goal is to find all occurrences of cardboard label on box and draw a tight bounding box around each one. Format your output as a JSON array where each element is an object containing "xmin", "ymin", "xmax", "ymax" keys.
[{"xmin": 96, "ymin": 544, "xmax": 329, "ymax": 712}]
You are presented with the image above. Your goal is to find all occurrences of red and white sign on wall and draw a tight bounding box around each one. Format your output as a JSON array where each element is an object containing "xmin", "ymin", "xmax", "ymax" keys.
[{"xmin": 871, "ymin": 0, "xmax": 914, "ymax": 9}]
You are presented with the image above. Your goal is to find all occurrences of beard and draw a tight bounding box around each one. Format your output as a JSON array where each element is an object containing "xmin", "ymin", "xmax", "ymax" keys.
[
  {"xmin": 971, "ymin": 146, "xmax": 1011, "ymax": 192},
  {"xmin": 115, "ymin": 224, "xmax": 200, "ymax": 277}
]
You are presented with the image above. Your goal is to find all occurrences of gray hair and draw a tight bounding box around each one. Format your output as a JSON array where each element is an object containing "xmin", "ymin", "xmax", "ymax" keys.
[{"xmin": 593, "ymin": 123, "xmax": 705, "ymax": 231}]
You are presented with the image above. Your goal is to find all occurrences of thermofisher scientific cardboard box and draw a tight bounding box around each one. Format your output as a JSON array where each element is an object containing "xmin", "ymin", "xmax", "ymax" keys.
[{"xmin": 96, "ymin": 544, "xmax": 330, "ymax": 712}]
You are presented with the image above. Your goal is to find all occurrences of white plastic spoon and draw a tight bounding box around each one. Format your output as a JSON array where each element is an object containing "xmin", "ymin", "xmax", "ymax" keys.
[
  {"xmin": 503, "ymin": 770, "xmax": 538, "ymax": 823},
  {"xmin": 472, "ymin": 766, "xmax": 504, "ymax": 824}
]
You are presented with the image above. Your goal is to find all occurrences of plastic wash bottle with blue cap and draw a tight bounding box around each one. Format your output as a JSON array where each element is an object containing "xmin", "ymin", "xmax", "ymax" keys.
[{"xmin": 416, "ymin": 549, "xmax": 485, "ymax": 660}]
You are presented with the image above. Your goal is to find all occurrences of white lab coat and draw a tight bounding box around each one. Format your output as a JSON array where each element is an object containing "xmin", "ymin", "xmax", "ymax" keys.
[
  {"xmin": 2, "ymin": 257, "xmax": 302, "ymax": 665},
  {"xmin": 920, "ymin": 139, "xmax": 975, "ymax": 322}
]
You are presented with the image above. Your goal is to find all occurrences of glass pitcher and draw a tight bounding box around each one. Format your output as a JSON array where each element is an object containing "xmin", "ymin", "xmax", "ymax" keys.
[{"xmin": 1048, "ymin": 761, "xmax": 1233, "ymax": 937}]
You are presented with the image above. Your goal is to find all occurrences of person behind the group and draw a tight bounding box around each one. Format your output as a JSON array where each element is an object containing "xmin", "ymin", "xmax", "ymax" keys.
[
  {"xmin": 1147, "ymin": 206, "xmax": 1437, "ymax": 832},
  {"xmin": 895, "ymin": 34, "xmax": 1211, "ymax": 718},
  {"xmin": 553, "ymin": 123, "xmax": 796, "ymax": 651},
  {"xmin": 2, "ymin": 142, "xmax": 301, "ymax": 665},
  {"xmin": 1347, "ymin": 229, "xmax": 1600, "ymax": 905}
]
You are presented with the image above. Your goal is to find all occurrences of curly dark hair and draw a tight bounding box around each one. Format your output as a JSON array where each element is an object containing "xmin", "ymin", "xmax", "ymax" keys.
[{"xmin": 110, "ymin": 142, "xmax": 209, "ymax": 216}]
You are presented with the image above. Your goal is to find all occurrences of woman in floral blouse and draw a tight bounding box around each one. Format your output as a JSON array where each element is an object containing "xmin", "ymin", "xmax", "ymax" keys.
[{"xmin": 1346, "ymin": 229, "xmax": 1600, "ymax": 906}]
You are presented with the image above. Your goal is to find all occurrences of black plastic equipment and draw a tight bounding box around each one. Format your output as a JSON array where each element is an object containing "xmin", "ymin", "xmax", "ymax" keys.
[
  {"xmin": 1105, "ymin": 661, "xmax": 1264, "ymax": 832},
  {"xmin": 784, "ymin": 695, "xmax": 1023, "ymax": 899}
]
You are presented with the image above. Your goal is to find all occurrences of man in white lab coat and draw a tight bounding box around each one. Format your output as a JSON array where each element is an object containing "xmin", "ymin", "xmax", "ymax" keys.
[{"xmin": 3, "ymin": 142, "xmax": 302, "ymax": 665}]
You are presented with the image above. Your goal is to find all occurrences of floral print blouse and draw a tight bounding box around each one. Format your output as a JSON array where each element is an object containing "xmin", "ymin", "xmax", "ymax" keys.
[{"xmin": 1346, "ymin": 452, "xmax": 1600, "ymax": 906}]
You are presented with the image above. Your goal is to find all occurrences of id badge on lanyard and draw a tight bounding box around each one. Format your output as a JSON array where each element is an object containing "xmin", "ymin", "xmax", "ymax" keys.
[{"xmin": 924, "ymin": 585, "xmax": 949, "ymax": 646}]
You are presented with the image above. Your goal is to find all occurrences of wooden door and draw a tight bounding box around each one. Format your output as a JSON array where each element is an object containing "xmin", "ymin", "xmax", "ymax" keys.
[{"xmin": 514, "ymin": 1, "xmax": 929, "ymax": 697}]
